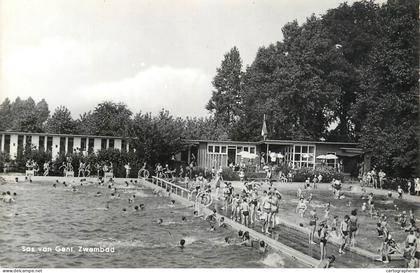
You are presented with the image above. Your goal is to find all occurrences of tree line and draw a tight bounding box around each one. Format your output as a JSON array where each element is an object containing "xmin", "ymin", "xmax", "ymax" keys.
[{"xmin": 207, "ymin": 0, "xmax": 418, "ymax": 178}]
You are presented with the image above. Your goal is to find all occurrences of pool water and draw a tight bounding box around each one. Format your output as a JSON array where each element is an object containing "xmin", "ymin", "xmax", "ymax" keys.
[{"xmin": 0, "ymin": 180, "xmax": 303, "ymax": 268}]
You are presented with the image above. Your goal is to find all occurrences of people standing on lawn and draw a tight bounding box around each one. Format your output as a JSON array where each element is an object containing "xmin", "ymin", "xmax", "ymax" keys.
[
  {"xmin": 124, "ymin": 163, "xmax": 131, "ymax": 178},
  {"xmin": 78, "ymin": 161, "xmax": 85, "ymax": 177},
  {"xmin": 415, "ymin": 177, "xmax": 420, "ymax": 196},
  {"xmin": 397, "ymin": 185, "xmax": 403, "ymax": 199},
  {"xmin": 43, "ymin": 161, "xmax": 50, "ymax": 176},
  {"xmin": 378, "ymin": 170, "xmax": 386, "ymax": 189},
  {"xmin": 312, "ymin": 175, "xmax": 318, "ymax": 189}
]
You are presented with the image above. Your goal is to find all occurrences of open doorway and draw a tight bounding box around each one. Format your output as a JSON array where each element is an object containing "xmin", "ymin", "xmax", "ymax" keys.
[{"xmin": 228, "ymin": 147, "xmax": 236, "ymax": 166}]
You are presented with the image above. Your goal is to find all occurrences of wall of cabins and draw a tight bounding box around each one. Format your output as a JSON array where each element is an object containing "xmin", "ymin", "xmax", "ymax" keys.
[{"xmin": 0, "ymin": 132, "xmax": 129, "ymax": 160}]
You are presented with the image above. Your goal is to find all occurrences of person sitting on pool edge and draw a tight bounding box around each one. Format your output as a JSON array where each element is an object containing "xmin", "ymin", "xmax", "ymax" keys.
[{"xmin": 317, "ymin": 255, "xmax": 335, "ymax": 268}]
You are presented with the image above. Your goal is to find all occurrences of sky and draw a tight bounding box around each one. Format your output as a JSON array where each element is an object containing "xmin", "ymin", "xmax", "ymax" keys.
[{"xmin": 0, "ymin": 0, "xmax": 382, "ymax": 118}]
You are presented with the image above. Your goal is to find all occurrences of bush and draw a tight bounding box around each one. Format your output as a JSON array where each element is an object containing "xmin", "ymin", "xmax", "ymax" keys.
[
  {"xmin": 292, "ymin": 167, "xmax": 343, "ymax": 183},
  {"xmin": 382, "ymin": 177, "xmax": 412, "ymax": 192},
  {"xmin": 245, "ymin": 172, "xmax": 266, "ymax": 180},
  {"xmin": 221, "ymin": 167, "xmax": 239, "ymax": 181}
]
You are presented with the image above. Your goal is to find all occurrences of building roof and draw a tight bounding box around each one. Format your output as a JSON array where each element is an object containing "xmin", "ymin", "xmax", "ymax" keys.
[
  {"xmin": 184, "ymin": 139, "xmax": 257, "ymax": 145},
  {"xmin": 258, "ymin": 139, "xmax": 359, "ymax": 146},
  {"xmin": 0, "ymin": 131, "xmax": 128, "ymax": 140},
  {"xmin": 184, "ymin": 138, "xmax": 359, "ymax": 146}
]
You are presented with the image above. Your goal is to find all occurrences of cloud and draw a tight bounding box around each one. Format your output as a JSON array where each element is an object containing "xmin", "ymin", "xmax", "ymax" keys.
[
  {"xmin": 1, "ymin": 36, "xmax": 213, "ymax": 117},
  {"xmin": 75, "ymin": 66, "xmax": 212, "ymax": 117}
]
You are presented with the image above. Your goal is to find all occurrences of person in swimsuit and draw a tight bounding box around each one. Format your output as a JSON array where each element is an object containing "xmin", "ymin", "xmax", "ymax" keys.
[
  {"xmin": 319, "ymin": 223, "xmax": 330, "ymax": 261},
  {"xmin": 309, "ymin": 209, "xmax": 318, "ymax": 245},
  {"xmin": 231, "ymin": 194, "xmax": 240, "ymax": 221},
  {"xmin": 249, "ymin": 189, "xmax": 259, "ymax": 227},
  {"xmin": 397, "ymin": 185, "xmax": 403, "ymax": 199},
  {"xmin": 406, "ymin": 230, "xmax": 417, "ymax": 256},
  {"xmin": 296, "ymin": 197, "xmax": 307, "ymax": 218},
  {"xmin": 223, "ymin": 183, "xmax": 231, "ymax": 211},
  {"xmin": 376, "ymin": 222, "xmax": 384, "ymax": 238},
  {"xmin": 331, "ymin": 216, "xmax": 339, "ymax": 238},
  {"xmin": 339, "ymin": 215, "xmax": 350, "ymax": 254},
  {"xmin": 317, "ymin": 255, "xmax": 335, "ymax": 268},
  {"xmin": 349, "ymin": 209, "xmax": 359, "ymax": 247},
  {"xmin": 270, "ymin": 192, "xmax": 281, "ymax": 229},
  {"xmin": 324, "ymin": 202, "xmax": 331, "ymax": 219},
  {"xmin": 260, "ymin": 191, "xmax": 272, "ymax": 234},
  {"xmin": 240, "ymin": 198, "xmax": 250, "ymax": 227}
]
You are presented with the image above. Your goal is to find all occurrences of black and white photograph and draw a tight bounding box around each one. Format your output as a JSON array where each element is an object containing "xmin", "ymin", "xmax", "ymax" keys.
[{"xmin": 0, "ymin": 0, "xmax": 419, "ymax": 271}]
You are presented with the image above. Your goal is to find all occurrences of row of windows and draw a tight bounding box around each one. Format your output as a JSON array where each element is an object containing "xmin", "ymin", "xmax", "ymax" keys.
[{"xmin": 207, "ymin": 145, "xmax": 256, "ymax": 154}]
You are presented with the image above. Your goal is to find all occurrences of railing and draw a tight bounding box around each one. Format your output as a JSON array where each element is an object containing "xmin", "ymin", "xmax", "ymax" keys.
[{"xmin": 151, "ymin": 176, "xmax": 191, "ymax": 199}]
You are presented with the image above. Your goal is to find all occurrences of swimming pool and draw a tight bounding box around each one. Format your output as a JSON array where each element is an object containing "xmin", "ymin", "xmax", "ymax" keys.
[{"xmin": 0, "ymin": 179, "xmax": 303, "ymax": 268}]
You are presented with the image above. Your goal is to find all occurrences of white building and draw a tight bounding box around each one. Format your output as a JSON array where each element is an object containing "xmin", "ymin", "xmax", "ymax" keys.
[{"xmin": 0, "ymin": 131, "xmax": 131, "ymax": 160}]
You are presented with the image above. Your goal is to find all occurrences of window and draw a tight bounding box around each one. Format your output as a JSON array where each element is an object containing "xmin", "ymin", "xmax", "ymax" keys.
[
  {"xmin": 81, "ymin": 138, "xmax": 86, "ymax": 151},
  {"xmin": 250, "ymin": 147, "xmax": 255, "ymax": 154},
  {"xmin": 293, "ymin": 144, "xmax": 315, "ymax": 169},
  {"xmin": 326, "ymin": 152, "xmax": 336, "ymax": 168},
  {"xmin": 109, "ymin": 139, "xmax": 115, "ymax": 148},
  {"xmin": 237, "ymin": 146, "xmax": 242, "ymax": 152},
  {"xmin": 208, "ymin": 144, "xmax": 228, "ymax": 154},
  {"xmin": 243, "ymin": 147, "xmax": 249, "ymax": 152},
  {"xmin": 101, "ymin": 139, "xmax": 107, "ymax": 149}
]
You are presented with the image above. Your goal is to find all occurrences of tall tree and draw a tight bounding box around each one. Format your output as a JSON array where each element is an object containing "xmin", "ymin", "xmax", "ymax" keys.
[
  {"xmin": 7, "ymin": 97, "xmax": 48, "ymax": 132},
  {"xmin": 206, "ymin": 47, "xmax": 243, "ymax": 127},
  {"xmin": 91, "ymin": 101, "xmax": 132, "ymax": 136},
  {"xmin": 45, "ymin": 106, "xmax": 76, "ymax": 134},
  {"xmin": 322, "ymin": 0, "xmax": 382, "ymax": 141},
  {"xmin": 232, "ymin": 16, "xmax": 350, "ymax": 141},
  {"xmin": 0, "ymin": 98, "xmax": 12, "ymax": 131},
  {"xmin": 350, "ymin": 0, "xmax": 418, "ymax": 177},
  {"xmin": 183, "ymin": 116, "xmax": 229, "ymax": 140},
  {"xmin": 130, "ymin": 110, "xmax": 185, "ymax": 164}
]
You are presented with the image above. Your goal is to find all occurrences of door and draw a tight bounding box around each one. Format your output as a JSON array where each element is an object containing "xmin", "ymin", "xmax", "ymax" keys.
[{"xmin": 228, "ymin": 148, "xmax": 236, "ymax": 166}]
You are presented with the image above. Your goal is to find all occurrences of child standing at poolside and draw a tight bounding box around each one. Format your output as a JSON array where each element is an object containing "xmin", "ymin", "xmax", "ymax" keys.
[{"xmin": 309, "ymin": 209, "xmax": 318, "ymax": 245}]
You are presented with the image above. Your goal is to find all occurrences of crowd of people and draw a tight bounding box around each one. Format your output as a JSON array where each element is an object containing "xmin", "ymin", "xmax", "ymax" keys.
[{"xmin": 9, "ymin": 157, "xmax": 420, "ymax": 268}]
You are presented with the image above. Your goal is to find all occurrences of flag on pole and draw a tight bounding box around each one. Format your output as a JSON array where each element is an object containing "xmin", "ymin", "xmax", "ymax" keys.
[{"xmin": 261, "ymin": 114, "xmax": 268, "ymax": 140}]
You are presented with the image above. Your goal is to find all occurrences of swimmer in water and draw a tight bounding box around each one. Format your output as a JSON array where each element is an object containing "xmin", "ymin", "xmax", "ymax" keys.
[
  {"xmin": 179, "ymin": 239, "xmax": 186, "ymax": 249},
  {"xmin": 219, "ymin": 217, "xmax": 226, "ymax": 228},
  {"xmin": 158, "ymin": 218, "xmax": 163, "ymax": 225},
  {"xmin": 95, "ymin": 191, "xmax": 102, "ymax": 197},
  {"xmin": 182, "ymin": 216, "xmax": 187, "ymax": 221},
  {"xmin": 259, "ymin": 240, "xmax": 267, "ymax": 254},
  {"xmin": 105, "ymin": 201, "xmax": 110, "ymax": 210},
  {"xmin": 2, "ymin": 191, "xmax": 14, "ymax": 203},
  {"xmin": 139, "ymin": 204, "xmax": 145, "ymax": 210},
  {"xmin": 53, "ymin": 183, "xmax": 56, "ymax": 188},
  {"xmin": 169, "ymin": 200, "xmax": 176, "ymax": 208},
  {"xmin": 134, "ymin": 205, "xmax": 139, "ymax": 211},
  {"xmin": 362, "ymin": 202, "xmax": 367, "ymax": 212}
]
